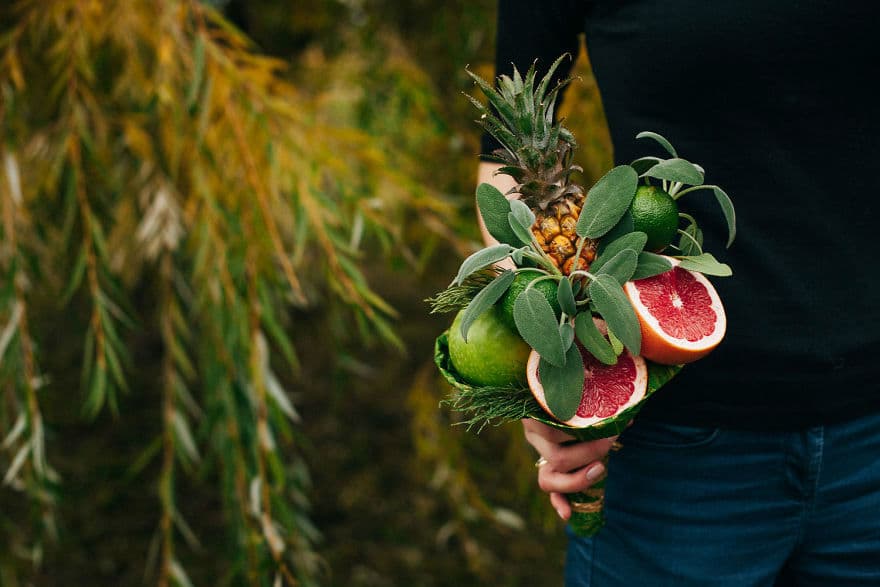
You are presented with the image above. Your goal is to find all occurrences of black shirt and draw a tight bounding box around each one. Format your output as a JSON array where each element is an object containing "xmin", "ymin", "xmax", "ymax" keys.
[{"xmin": 484, "ymin": 0, "xmax": 880, "ymax": 429}]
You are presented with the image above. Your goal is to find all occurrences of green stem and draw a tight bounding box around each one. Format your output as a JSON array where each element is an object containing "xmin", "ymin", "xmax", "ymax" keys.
[
  {"xmin": 672, "ymin": 184, "xmax": 718, "ymax": 200},
  {"xmin": 676, "ymin": 228, "xmax": 703, "ymax": 253},
  {"xmin": 523, "ymin": 250, "xmax": 562, "ymax": 275}
]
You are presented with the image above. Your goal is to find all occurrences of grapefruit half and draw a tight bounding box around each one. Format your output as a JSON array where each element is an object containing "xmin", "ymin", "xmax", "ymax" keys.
[
  {"xmin": 624, "ymin": 260, "xmax": 726, "ymax": 365},
  {"xmin": 527, "ymin": 343, "xmax": 648, "ymax": 428}
]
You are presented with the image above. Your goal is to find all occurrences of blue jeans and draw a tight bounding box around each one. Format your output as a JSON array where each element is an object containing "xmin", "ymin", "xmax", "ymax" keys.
[{"xmin": 565, "ymin": 410, "xmax": 880, "ymax": 586}]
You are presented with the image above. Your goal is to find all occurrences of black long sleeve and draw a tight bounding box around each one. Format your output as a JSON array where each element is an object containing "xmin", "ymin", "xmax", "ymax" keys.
[{"xmin": 484, "ymin": 0, "xmax": 880, "ymax": 429}]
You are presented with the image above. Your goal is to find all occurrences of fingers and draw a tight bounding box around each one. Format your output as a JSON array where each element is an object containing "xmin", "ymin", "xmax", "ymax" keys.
[
  {"xmin": 527, "ymin": 429, "xmax": 617, "ymax": 474},
  {"xmin": 538, "ymin": 460, "xmax": 606, "ymax": 494},
  {"xmin": 549, "ymin": 492, "xmax": 571, "ymax": 521}
]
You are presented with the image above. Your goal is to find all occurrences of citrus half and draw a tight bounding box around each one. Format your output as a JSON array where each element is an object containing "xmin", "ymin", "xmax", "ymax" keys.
[
  {"xmin": 623, "ymin": 259, "xmax": 726, "ymax": 365},
  {"xmin": 526, "ymin": 341, "xmax": 648, "ymax": 428}
]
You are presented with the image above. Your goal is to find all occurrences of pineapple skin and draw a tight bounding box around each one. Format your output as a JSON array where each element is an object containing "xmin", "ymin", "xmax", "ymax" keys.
[{"xmin": 531, "ymin": 195, "xmax": 598, "ymax": 275}]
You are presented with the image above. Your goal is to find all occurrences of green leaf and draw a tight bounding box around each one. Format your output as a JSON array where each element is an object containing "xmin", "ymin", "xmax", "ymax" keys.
[
  {"xmin": 459, "ymin": 270, "xmax": 516, "ymax": 341},
  {"xmin": 453, "ymin": 244, "xmax": 514, "ymax": 285},
  {"xmin": 636, "ymin": 131, "xmax": 678, "ymax": 157},
  {"xmin": 678, "ymin": 253, "xmax": 733, "ymax": 277},
  {"xmin": 678, "ymin": 222, "xmax": 704, "ymax": 256},
  {"xmin": 607, "ymin": 327, "xmax": 625, "ymax": 356},
  {"xmin": 513, "ymin": 288, "xmax": 566, "ymax": 367},
  {"xmin": 631, "ymin": 252, "xmax": 673, "ymax": 280},
  {"xmin": 713, "ymin": 186, "xmax": 737, "ymax": 247},
  {"xmin": 560, "ymin": 322, "xmax": 575, "ymax": 350},
  {"xmin": 591, "ymin": 232, "xmax": 647, "ymax": 274},
  {"xmin": 556, "ymin": 277, "xmax": 577, "ymax": 317},
  {"xmin": 509, "ymin": 197, "xmax": 536, "ymax": 228},
  {"xmin": 538, "ymin": 344, "xmax": 585, "ymax": 421},
  {"xmin": 186, "ymin": 35, "xmax": 205, "ymax": 109},
  {"xmin": 594, "ymin": 248, "xmax": 638, "ymax": 285},
  {"xmin": 476, "ymin": 183, "xmax": 522, "ymax": 246},
  {"xmin": 643, "ymin": 158, "xmax": 704, "ymax": 185},
  {"xmin": 598, "ymin": 211, "xmax": 635, "ymax": 252},
  {"xmin": 574, "ymin": 313, "xmax": 617, "ymax": 365},
  {"xmin": 576, "ymin": 165, "xmax": 639, "ymax": 239},
  {"xmin": 630, "ymin": 156, "xmax": 662, "ymax": 176},
  {"xmin": 508, "ymin": 199, "xmax": 537, "ymax": 245},
  {"xmin": 588, "ymin": 274, "xmax": 641, "ymax": 355}
]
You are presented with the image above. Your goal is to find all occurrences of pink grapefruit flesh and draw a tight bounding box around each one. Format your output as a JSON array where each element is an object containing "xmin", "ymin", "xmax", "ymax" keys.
[
  {"xmin": 624, "ymin": 262, "xmax": 726, "ymax": 365},
  {"xmin": 527, "ymin": 345, "xmax": 648, "ymax": 428}
]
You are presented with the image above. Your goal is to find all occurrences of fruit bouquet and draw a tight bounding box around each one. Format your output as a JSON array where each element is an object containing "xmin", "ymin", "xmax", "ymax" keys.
[{"xmin": 429, "ymin": 56, "xmax": 737, "ymax": 537}]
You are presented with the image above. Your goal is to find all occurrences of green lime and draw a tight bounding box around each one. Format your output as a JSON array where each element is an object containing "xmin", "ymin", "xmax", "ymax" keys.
[
  {"xmin": 497, "ymin": 269, "xmax": 560, "ymax": 332},
  {"xmin": 630, "ymin": 185, "xmax": 679, "ymax": 252},
  {"xmin": 448, "ymin": 306, "xmax": 531, "ymax": 387}
]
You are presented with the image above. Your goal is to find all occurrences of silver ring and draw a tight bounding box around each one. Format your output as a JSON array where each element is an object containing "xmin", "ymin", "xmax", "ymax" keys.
[{"xmin": 534, "ymin": 456, "xmax": 549, "ymax": 468}]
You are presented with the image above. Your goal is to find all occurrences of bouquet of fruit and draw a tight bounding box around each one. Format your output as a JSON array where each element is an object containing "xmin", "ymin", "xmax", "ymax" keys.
[{"xmin": 429, "ymin": 56, "xmax": 736, "ymax": 537}]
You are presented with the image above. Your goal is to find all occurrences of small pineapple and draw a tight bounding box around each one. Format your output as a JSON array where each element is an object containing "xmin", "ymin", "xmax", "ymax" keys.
[{"xmin": 467, "ymin": 55, "xmax": 597, "ymax": 275}]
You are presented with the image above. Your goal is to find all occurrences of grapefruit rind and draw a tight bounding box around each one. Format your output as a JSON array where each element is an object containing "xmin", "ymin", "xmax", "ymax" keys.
[
  {"xmin": 434, "ymin": 331, "xmax": 681, "ymax": 442},
  {"xmin": 624, "ymin": 262, "xmax": 727, "ymax": 366}
]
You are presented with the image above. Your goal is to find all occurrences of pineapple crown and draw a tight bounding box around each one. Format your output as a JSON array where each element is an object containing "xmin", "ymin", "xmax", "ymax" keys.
[{"xmin": 466, "ymin": 54, "xmax": 584, "ymax": 210}]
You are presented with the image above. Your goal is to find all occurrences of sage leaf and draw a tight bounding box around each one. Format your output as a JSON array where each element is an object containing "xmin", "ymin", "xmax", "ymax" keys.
[
  {"xmin": 574, "ymin": 313, "xmax": 617, "ymax": 365},
  {"xmin": 597, "ymin": 211, "xmax": 635, "ymax": 252},
  {"xmin": 594, "ymin": 248, "xmax": 639, "ymax": 285},
  {"xmin": 678, "ymin": 223, "xmax": 704, "ymax": 256},
  {"xmin": 588, "ymin": 274, "xmax": 641, "ymax": 355},
  {"xmin": 592, "ymin": 232, "xmax": 647, "ymax": 274},
  {"xmin": 713, "ymin": 186, "xmax": 737, "ymax": 247},
  {"xmin": 453, "ymin": 244, "xmax": 515, "ymax": 285},
  {"xmin": 476, "ymin": 183, "xmax": 522, "ymax": 246},
  {"xmin": 636, "ymin": 131, "xmax": 678, "ymax": 157},
  {"xmin": 514, "ymin": 288, "xmax": 566, "ymax": 367},
  {"xmin": 509, "ymin": 199, "xmax": 536, "ymax": 230},
  {"xmin": 459, "ymin": 270, "xmax": 516, "ymax": 341},
  {"xmin": 539, "ymin": 344, "xmax": 585, "ymax": 422},
  {"xmin": 630, "ymin": 156, "xmax": 662, "ymax": 176},
  {"xmin": 607, "ymin": 327, "xmax": 625, "ymax": 356},
  {"xmin": 643, "ymin": 158, "xmax": 704, "ymax": 186},
  {"xmin": 507, "ymin": 210, "xmax": 535, "ymax": 247},
  {"xmin": 678, "ymin": 253, "xmax": 733, "ymax": 277},
  {"xmin": 576, "ymin": 165, "xmax": 638, "ymax": 239},
  {"xmin": 560, "ymin": 322, "xmax": 575, "ymax": 350},
  {"xmin": 631, "ymin": 252, "xmax": 673, "ymax": 280},
  {"xmin": 556, "ymin": 277, "xmax": 577, "ymax": 317}
]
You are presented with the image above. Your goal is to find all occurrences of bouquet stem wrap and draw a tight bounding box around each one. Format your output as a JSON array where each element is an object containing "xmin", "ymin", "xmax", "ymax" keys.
[{"xmin": 434, "ymin": 331, "xmax": 680, "ymax": 538}]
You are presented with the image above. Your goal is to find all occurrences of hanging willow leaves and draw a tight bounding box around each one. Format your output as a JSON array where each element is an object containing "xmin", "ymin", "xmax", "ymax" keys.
[{"xmin": 0, "ymin": 0, "xmax": 463, "ymax": 584}]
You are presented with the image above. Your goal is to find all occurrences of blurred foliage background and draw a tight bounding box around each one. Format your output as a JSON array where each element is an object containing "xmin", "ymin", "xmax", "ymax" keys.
[{"xmin": 0, "ymin": 0, "xmax": 611, "ymax": 585}]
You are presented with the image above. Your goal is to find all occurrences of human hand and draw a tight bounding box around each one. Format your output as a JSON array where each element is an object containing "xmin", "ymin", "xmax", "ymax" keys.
[{"xmin": 522, "ymin": 418, "xmax": 618, "ymax": 520}]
